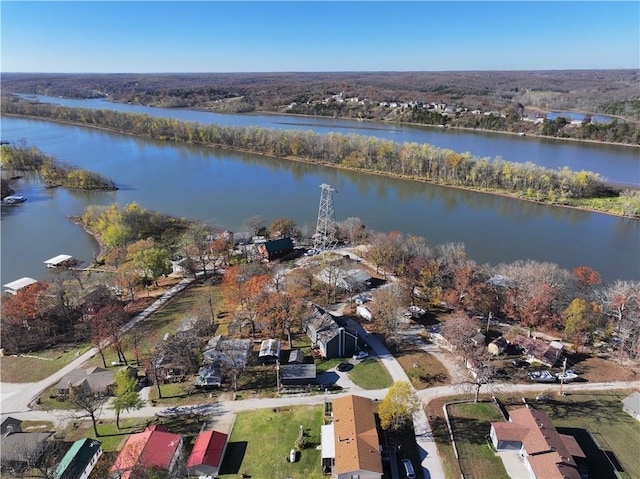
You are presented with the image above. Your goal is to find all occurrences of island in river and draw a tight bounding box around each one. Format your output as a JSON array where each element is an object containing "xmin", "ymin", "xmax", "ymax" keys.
[{"xmin": 2, "ymin": 96, "xmax": 638, "ymax": 219}]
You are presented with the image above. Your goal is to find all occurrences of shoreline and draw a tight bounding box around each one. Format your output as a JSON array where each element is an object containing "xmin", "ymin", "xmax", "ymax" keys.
[{"xmin": 5, "ymin": 112, "xmax": 639, "ymax": 220}]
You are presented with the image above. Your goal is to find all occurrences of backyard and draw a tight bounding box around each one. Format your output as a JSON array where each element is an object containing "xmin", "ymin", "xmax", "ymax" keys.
[{"xmin": 218, "ymin": 405, "xmax": 325, "ymax": 479}]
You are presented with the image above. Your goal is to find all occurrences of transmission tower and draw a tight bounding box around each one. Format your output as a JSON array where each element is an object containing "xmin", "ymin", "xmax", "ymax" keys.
[{"xmin": 313, "ymin": 183, "xmax": 338, "ymax": 252}]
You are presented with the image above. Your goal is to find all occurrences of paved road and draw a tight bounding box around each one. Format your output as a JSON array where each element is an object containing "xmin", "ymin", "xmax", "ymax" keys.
[{"xmin": 0, "ymin": 277, "xmax": 195, "ymax": 417}]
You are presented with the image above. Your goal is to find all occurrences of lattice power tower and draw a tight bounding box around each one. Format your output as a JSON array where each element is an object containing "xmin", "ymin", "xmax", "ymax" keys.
[{"xmin": 313, "ymin": 183, "xmax": 338, "ymax": 251}]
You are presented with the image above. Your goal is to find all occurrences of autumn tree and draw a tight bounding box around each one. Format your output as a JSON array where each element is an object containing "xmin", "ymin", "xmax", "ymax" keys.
[
  {"xmin": 378, "ymin": 381, "xmax": 420, "ymax": 431},
  {"xmin": 127, "ymin": 238, "xmax": 170, "ymax": 287},
  {"xmin": 222, "ymin": 264, "xmax": 271, "ymax": 336},
  {"xmin": 573, "ymin": 266, "xmax": 602, "ymax": 297},
  {"xmin": 596, "ymin": 280, "xmax": 640, "ymax": 360},
  {"xmin": 369, "ymin": 283, "xmax": 409, "ymax": 343},
  {"xmin": 180, "ymin": 223, "xmax": 216, "ymax": 278},
  {"xmin": 112, "ymin": 368, "xmax": 145, "ymax": 429},
  {"xmin": 440, "ymin": 313, "xmax": 482, "ymax": 362},
  {"xmin": 269, "ymin": 217, "xmax": 299, "ymax": 239},
  {"xmin": 563, "ymin": 298, "xmax": 600, "ymax": 351}
]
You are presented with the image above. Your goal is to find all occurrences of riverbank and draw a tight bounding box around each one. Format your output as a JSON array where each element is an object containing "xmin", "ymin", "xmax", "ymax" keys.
[
  {"xmin": 251, "ymin": 108, "xmax": 640, "ymax": 149},
  {"xmin": 4, "ymin": 111, "xmax": 639, "ymax": 219}
]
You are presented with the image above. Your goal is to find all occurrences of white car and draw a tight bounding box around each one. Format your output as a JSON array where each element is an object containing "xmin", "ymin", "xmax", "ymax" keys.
[{"xmin": 352, "ymin": 350, "xmax": 369, "ymax": 360}]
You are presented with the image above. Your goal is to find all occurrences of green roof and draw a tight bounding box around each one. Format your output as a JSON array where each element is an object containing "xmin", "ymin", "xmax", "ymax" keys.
[{"xmin": 55, "ymin": 438, "xmax": 102, "ymax": 479}]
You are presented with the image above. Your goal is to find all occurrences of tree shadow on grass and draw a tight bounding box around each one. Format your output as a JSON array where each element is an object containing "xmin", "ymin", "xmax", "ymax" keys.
[{"xmin": 219, "ymin": 441, "xmax": 248, "ymax": 475}]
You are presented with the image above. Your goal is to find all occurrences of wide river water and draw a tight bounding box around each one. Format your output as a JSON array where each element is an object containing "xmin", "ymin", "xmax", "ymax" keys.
[{"xmin": 1, "ymin": 97, "xmax": 639, "ymax": 284}]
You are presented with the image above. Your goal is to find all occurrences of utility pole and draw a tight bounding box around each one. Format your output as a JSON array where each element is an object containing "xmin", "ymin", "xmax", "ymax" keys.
[
  {"xmin": 558, "ymin": 357, "xmax": 567, "ymax": 396},
  {"xmin": 276, "ymin": 358, "xmax": 280, "ymax": 392}
]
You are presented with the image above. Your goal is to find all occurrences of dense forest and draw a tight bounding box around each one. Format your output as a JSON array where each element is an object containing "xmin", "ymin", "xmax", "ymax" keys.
[
  {"xmin": 5, "ymin": 96, "xmax": 638, "ymax": 218},
  {"xmin": 2, "ymin": 70, "xmax": 639, "ymax": 144}
]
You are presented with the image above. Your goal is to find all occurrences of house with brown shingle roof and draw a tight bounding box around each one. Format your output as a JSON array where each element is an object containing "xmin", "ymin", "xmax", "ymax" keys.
[
  {"xmin": 320, "ymin": 395, "xmax": 383, "ymax": 479},
  {"xmin": 490, "ymin": 406, "xmax": 587, "ymax": 479}
]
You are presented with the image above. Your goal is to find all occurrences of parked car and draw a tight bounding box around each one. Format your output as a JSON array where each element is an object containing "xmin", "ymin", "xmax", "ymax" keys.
[
  {"xmin": 352, "ymin": 350, "xmax": 369, "ymax": 360},
  {"xmin": 337, "ymin": 362, "xmax": 353, "ymax": 372},
  {"xmin": 512, "ymin": 358, "xmax": 528, "ymax": 368},
  {"xmin": 401, "ymin": 458, "xmax": 416, "ymax": 479}
]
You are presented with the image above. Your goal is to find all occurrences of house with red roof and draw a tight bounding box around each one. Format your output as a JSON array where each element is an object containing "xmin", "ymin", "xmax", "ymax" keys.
[
  {"xmin": 185, "ymin": 430, "xmax": 229, "ymax": 477},
  {"xmin": 490, "ymin": 406, "xmax": 588, "ymax": 479},
  {"xmin": 110, "ymin": 425, "xmax": 183, "ymax": 479}
]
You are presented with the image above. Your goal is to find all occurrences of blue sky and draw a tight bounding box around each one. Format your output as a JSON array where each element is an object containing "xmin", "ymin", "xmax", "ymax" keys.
[{"xmin": 1, "ymin": 1, "xmax": 638, "ymax": 72}]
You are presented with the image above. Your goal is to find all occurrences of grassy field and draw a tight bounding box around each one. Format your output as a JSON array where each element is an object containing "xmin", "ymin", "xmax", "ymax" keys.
[
  {"xmin": 349, "ymin": 358, "xmax": 393, "ymax": 389},
  {"xmin": 447, "ymin": 402, "xmax": 510, "ymax": 479},
  {"xmin": 395, "ymin": 349, "xmax": 451, "ymax": 389},
  {"xmin": 525, "ymin": 389, "xmax": 640, "ymax": 479},
  {"xmin": 218, "ymin": 405, "xmax": 324, "ymax": 479},
  {"xmin": 0, "ymin": 344, "xmax": 93, "ymax": 383}
]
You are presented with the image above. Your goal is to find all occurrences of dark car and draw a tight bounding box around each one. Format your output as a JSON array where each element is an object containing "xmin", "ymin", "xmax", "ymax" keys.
[
  {"xmin": 512, "ymin": 358, "xmax": 528, "ymax": 368},
  {"xmin": 337, "ymin": 362, "xmax": 353, "ymax": 372}
]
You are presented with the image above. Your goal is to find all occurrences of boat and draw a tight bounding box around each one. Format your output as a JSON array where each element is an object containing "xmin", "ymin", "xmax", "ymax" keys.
[
  {"xmin": 529, "ymin": 370, "xmax": 557, "ymax": 383},
  {"xmin": 555, "ymin": 370, "xmax": 579, "ymax": 382},
  {"xmin": 2, "ymin": 195, "xmax": 27, "ymax": 205}
]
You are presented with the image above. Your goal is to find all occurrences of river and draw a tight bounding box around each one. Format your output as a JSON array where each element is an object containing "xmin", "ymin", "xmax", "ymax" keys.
[{"xmin": 1, "ymin": 103, "xmax": 639, "ymax": 285}]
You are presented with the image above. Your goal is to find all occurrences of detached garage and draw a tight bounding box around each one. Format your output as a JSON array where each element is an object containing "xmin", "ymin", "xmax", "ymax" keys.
[{"xmin": 186, "ymin": 430, "xmax": 229, "ymax": 477}]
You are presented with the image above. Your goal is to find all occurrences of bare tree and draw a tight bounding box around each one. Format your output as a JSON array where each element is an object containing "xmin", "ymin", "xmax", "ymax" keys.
[
  {"xmin": 369, "ymin": 283, "xmax": 409, "ymax": 344},
  {"xmin": 67, "ymin": 388, "xmax": 108, "ymax": 437}
]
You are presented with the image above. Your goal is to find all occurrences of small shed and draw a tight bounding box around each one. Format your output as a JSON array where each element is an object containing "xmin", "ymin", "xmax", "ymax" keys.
[
  {"xmin": 280, "ymin": 364, "xmax": 317, "ymax": 387},
  {"xmin": 258, "ymin": 339, "xmax": 281, "ymax": 363},
  {"xmin": 288, "ymin": 349, "xmax": 305, "ymax": 363},
  {"xmin": 488, "ymin": 337, "xmax": 508, "ymax": 356},
  {"xmin": 471, "ymin": 333, "xmax": 486, "ymax": 347},
  {"xmin": 44, "ymin": 254, "xmax": 75, "ymax": 269},
  {"xmin": 3, "ymin": 277, "xmax": 38, "ymax": 295}
]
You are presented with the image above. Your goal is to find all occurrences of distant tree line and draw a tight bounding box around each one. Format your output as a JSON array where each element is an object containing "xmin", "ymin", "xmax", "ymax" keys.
[
  {"xmin": 2, "ymin": 97, "xmax": 619, "ymax": 205},
  {"xmin": 0, "ymin": 142, "xmax": 117, "ymax": 190}
]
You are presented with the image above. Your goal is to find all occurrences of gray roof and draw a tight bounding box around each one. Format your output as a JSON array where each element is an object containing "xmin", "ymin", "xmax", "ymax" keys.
[
  {"xmin": 203, "ymin": 336, "xmax": 252, "ymax": 366},
  {"xmin": 281, "ymin": 364, "xmax": 316, "ymax": 381},
  {"xmin": 55, "ymin": 367, "xmax": 115, "ymax": 393},
  {"xmin": 306, "ymin": 305, "xmax": 348, "ymax": 345},
  {"xmin": 1, "ymin": 432, "xmax": 53, "ymax": 463}
]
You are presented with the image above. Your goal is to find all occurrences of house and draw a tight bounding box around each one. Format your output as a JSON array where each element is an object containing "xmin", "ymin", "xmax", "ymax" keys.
[
  {"xmin": 280, "ymin": 364, "xmax": 317, "ymax": 387},
  {"xmin": 203, "ymin": 336, "xmax": 252, "ymax": 368},
  {"xmin": 54, "ymin": 438, "xmax": 102, "ymax": 479},
  {"xmin": 256, "ymin": 237, "xmax": 294, "ymax": 261},
  {"xmin": 194, "ymin": 364, "xmax": 222, "ymax": 388},
  {"xmin": 55, "ymin": 367, "xmax": 116, "ymax": 397},
  {"xmin": 1, "ymin": 430, "xmax": 53, "ymax": 473},
  {"xmin": 186, "ymin": 430, "xmax": 229, "ymax": 477},
  {"xmin": 513, "ymin": 335, "xmax": 564, "ymax": 367},
  {"xmin": 1, "ymin": 417, "xmax": 23, "ymax": 435},
  {"xmin": 80, "ymin": 285, "xmax": 114, "ymax": 318},
  {"xmin": 3, "ymin": 277, "xmax": 38, "ymax": 295},
  {"xmin": 110, "ymin": 425, "xmax": 183, "ymax": 479},
  {"xmin": 258, "ymin": 338, "xmax": 281, "ymax": 363},
  {"xmin": 490, "ymin": 406, "xmax": 587, "ymax": 479},
  {"xmin": 622, "ymin": 391, "xmax": 640, "ymax": 422},
  {"xmin": 305, "ymin": 305, "xmax": 358, "ymax": 359},
  {"xmin": 488, "ymin": 337, "xmax": 508, "ymax": 356},
  {"xmin": 321, "ymin": 395, "xmax": 383, "ymax": 478}
]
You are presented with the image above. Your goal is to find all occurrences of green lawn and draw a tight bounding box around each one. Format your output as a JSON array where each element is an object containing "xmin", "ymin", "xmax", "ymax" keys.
[
  {"xmin": 447, "ymin": 402, "xmax": 510, "ymax": 479},
  {"xmin": 349, "ymin": 358, "xmax": 393, "ymax": 389},
  {"xmin": 530, "ymin": 390, "xmax": 640, "ymax": 479},
  {"xmin": 0, "ymin": 344, "xmax": 92, "ymax": 383},
  {"xmin": 219, "ymin": 406, "xmax": 325, "ymax": 479},
  {"xmin": 396, "ymin": 349, "xmax": 451, "ymax": 389}
]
